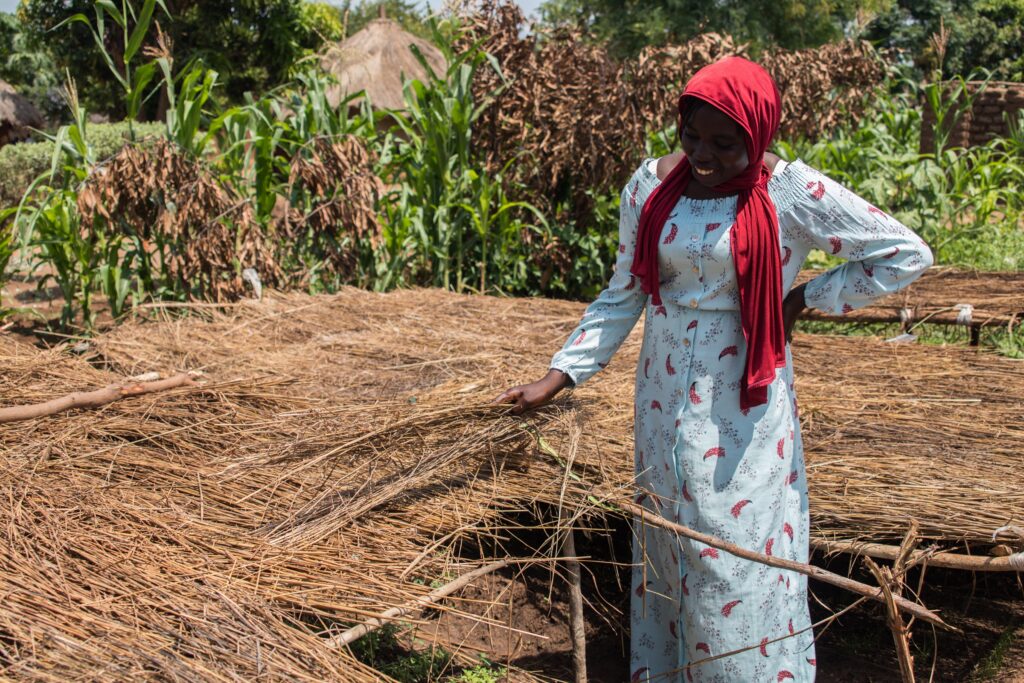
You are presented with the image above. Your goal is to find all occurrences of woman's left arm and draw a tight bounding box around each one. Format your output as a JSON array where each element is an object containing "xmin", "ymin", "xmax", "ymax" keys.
[{"xmin": 784, "ymin": 163, "xmax": 934, "ymax": 316}]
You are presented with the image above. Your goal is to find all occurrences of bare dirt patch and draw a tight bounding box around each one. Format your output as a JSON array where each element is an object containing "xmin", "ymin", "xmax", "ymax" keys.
[{"xmin": 412, "ymin": 524, "xmax": 1024, "ymax": 682}]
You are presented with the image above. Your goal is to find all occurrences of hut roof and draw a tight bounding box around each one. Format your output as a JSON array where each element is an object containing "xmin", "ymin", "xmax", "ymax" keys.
[
  {"xmin": 0, "ymin": 79, "xmax": 45, "ymax": 144},
  {"xmin": 320, "ymin": 18, "xmax": 448, "ymax": 110}
]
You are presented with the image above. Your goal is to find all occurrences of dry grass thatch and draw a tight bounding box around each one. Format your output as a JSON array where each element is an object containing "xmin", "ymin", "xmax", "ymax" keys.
[
  {"xmin": 0, "ymin": 79, "xmax": 45, "ymax": 146},
  {"xmin": 89, "ymin": 287, "xmax": 1024, "ymax": 546},
  {"xmin": 321, "ymin": 18, "xmax": 448, "ymax": 110},
  {"xmin": 1, "ymin": 287, "xmax": 1022, "ymax": 678}
]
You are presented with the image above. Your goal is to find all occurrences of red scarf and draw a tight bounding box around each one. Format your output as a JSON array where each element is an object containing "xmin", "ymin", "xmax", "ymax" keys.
[{"xmin": 631, "ymin": 57, "xmax": 785, "ymax": 410}]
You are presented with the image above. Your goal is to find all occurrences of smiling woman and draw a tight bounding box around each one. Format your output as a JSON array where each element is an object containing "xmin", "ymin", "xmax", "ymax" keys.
[
  {"xmin": 678, "ymin": 103, "xmax": 750, "ymax": 191},
  {"xmin": 495, "ymin": 56, "xmax": 934, "ymax": 681}
]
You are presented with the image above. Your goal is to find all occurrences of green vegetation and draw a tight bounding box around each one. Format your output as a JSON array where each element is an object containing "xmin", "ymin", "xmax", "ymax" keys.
[
  {"xmin": 379, "ymin": 36, "xmax": 549, "ymax": 294},
  {"xmin": 0, "ymin": 9, "xmax": 61, "ymax": 119},
  {"xmin": 776, "ymin": 78, "xmax": 1024, "ymax": 269},
  {"xmin": 348, "ymin": 623, "xmax": 507, "ymax": 683},
  {"xmin": 864, "ymin": 0, "xmax": 1024, "ymax": 81},
  {"xmin": 539, "ymin": 0, "xmax": 868, "ymax": 54},
  {"xmin": 4, "ymin": 6, "xmax": 552, "ymax": 323},
  {"xmin": 538, "ymin": 0, "xmax": 1024, "ymax": 82},
  {"xmin": 338, "ymin": 0, "xmax": 434, "ymax": 40},
  {"xmin": 449, "ymin": 660, "xmax": 508, "ymax": 683},
  {"xmin": 16, "ymin": 0, "xmax": 329, "ymax": 116},
  {"xmin": 0, "ymin": 121, "xmax": 162, "ymax": 210},
  {"xmin": 349, "ymin": 623, "xmax": 454, "ymax": 682},
  {"xmin": 970, "ymin": 620, "xmax": 1022, "ymax": 680},
  {"xmin": 6, "ymin": 0, "xmax": 435, "ymax": 120},
  {"xmin": 0, "ymin": 0, "xmax": 1021, "ymax": 365}
]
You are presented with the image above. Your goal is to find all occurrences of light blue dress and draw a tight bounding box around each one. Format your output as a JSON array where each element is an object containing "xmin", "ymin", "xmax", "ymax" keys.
[{"xmin": 550, "ymin": 158, "xmax": 932, "ymax": 682}]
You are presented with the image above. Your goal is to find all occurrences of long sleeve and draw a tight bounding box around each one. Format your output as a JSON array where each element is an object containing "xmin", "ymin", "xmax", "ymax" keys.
[
  {"xmin": 782, "ymin": 162, "xmax": 934, "ymax": 315},
  {"xmin": 550, "ymin": 169, "xmax": 649, "ymax": 386}
]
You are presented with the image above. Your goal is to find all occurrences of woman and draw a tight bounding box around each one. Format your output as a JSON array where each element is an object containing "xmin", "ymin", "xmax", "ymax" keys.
[{"xmin": 495, "ymin": 57, "xmax": 932, "ymax": 681}]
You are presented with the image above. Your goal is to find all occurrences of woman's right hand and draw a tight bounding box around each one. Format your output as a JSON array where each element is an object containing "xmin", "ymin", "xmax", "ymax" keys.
[{"xmin": 492, "ymin": 369, "xmax": 572, "ymax": 415}]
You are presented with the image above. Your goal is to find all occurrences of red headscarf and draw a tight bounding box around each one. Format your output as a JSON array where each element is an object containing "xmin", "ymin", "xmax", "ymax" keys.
[{"xmin": 631, "ymin": 57, "xmax": 785, "ymax": 410}]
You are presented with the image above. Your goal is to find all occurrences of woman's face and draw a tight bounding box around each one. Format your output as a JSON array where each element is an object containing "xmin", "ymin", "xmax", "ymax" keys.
[{"xmin": 680, "ymin": 103, "xmax": 750, "ymax": 187}]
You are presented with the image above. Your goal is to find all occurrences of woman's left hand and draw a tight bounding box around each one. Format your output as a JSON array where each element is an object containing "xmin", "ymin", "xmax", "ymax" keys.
[{"xmin": 782, "ymin": 284, "xmax": 807, "ymax": 343}]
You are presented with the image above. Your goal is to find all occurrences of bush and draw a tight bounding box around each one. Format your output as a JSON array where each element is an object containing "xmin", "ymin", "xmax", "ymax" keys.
[
  {"xmin": 0, "ymin": 121, "xmax": 162, "ymax": 210},
  {"xmin": 775, "ymin": 80, "xmax": 1024, "ymax": 269},
  {"xmin": 0, "ymin": 213, "xmax": 14, "ymax": 316}
]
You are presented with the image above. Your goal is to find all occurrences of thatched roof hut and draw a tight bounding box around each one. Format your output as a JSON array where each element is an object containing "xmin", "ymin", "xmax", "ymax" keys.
[
  {"xmin": 0, "ymin": 80, "xmax": 45, "ymax": 146},
  {"xmin": 321, "ymin": 18, "xmax": 448, "ymax": 110}
]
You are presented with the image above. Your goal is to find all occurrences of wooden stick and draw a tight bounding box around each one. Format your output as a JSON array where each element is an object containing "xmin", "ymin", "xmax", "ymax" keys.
[
  {"xmin": 866, "ymin": 523, "xmax": 921, "ymax": 683},
  {"xmin": 562, "ymin": 531, "xmax": 587, "ymax": 683},
  {"xmin": 618, "ymin": 501, "xmax": 954, "ymax": 631},
  {"xmin": 811, "ymin": 538, "xmax": 1024, "ymax": 572},
  {"xmin": 329, "ymin": 560, "xmax": 509, "ymax": 648},
  {"xmin": 866, "ymin": 558, "xmax": 916, "ymax": 682},
  {"xmin": 0, "ymin": 372, "xmax": 198, "ymax": 423}
]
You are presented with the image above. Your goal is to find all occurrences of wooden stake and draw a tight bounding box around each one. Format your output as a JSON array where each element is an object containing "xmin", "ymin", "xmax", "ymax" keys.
[
  {"xmin": 562, "ymin": 530, "xmax": 587, "ymax": 683},
  {"xmin": 866, "ymin": 557, "xmax": 916, "ymax": 683},
  {"xmin": 0, "ymin": 372, "xmax": 198, "ymax": 423},
  {"xmin": 330, "ymin": 560, "xmax": 509, "ymax": 648},
  {"xmin": 866, "ymin": 522, "xmax": 922, "ymax": 683},
  {"xmin": 619, "ymin": 501, "xmax": 953, "ymax": 631}
]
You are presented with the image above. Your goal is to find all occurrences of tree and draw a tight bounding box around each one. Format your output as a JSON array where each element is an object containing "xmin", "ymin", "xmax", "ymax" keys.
[
  {"xmin": 301, "ymin": 2, "xmax": 346, "ymax": 43},
  {"xmin": 864, "ymin": 0, "xmax": 1024, "ymax": 79},
  {"xmin": 0, "ymin": 7, "xmax": 62, "ymax": 119},
  {"xmin": 536, "ymin": 0, "xmax": 867, "ymax": 56},
  {"xmin": 333, "ymin": 0, "xmax": 432, "ymax": 40},
  {"xmin": 18, "ymin": 0, "xmax": 330, "ymax": 117}
]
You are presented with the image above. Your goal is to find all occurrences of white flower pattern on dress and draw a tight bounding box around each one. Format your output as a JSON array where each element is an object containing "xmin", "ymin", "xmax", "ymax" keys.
[{"xmin": 551, "ymin": 159, "xmax": 932, "ymax": 682}]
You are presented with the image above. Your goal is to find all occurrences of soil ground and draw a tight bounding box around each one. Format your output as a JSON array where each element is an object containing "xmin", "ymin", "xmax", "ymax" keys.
[{"xmin": 417, "ymin": 518, "xmax": 1024, "ymax": 682}]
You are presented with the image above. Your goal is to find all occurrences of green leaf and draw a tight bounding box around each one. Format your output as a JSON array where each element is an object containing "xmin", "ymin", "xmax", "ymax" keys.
[
  {"xmin": 127, "ymin": 62, "xmax": 158, "ymax": 120},
  {"xmin": 94, "ymin": 0, "xmax": 125, "ymax": 28},
  {"xmin": 124, "ymin": 0, "xmax": 160, "ymax": 63}
]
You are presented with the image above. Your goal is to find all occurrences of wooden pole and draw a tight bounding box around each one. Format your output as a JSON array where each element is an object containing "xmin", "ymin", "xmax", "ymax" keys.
[
  {"xmin": 864, "ymin": 522, "xmax": 921, "ymax": 683},
  {"xmin": 330, "ymin": 560, "xmax": 509, "ymax": 648},
  {"xmin": 811, "ymin": 538, "xmax": 1024, "ymax": 572},
  {"xmin": 619, "ymin": 501, "xmax": 954, "ymax": 631},
  {"xmin": 866, "ymin": 558, "xmax": 916, "ymax": 682},
  {"xmin": 561, "ymin": 531, "xmax": 587, "ymax": 683},
  {"xmin": 0, "ymin": 372, "xmax": 198, "ymax": 423}
]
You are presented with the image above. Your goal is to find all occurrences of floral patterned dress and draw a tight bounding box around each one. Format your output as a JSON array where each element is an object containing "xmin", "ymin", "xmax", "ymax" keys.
[{"xmin": 550, "ymin": 159, "xmax": 932, "ymax": 682}]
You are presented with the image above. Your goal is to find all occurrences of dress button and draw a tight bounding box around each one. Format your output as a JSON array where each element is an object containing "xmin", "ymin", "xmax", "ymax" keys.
[
  {"xmin": 690, "ymin": 235, "xmax": 699, "ymax": 242},
  {"xmin": 683, "ymin": 338, "xmax": 691, "ymax": 347},
  {"xmin": 689, "ymin": 298, "xmax": 699, "ymax": 309},
  {"xmin": 691, "ymin": 266, "xmax": 700, "ymax": 274}
]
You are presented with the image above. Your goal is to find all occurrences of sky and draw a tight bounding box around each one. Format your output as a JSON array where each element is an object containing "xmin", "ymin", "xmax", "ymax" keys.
[{"xmin": 0, "ymin": 1, "xmax": 547, "ymax": 17}]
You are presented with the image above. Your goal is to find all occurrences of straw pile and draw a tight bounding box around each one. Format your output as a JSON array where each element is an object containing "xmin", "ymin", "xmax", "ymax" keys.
[
  {"xmin": 91, "ymin": 288, "xmax": 1024, "ymax": 544},
  {"xmin": 321, "ymin": 18, "xmax": 448, "ymax": 110},
  {"xmin": 2, "ymin": 287, "xmax": 1022, "ymax": 678},
  {"xmin": 797, "ymin": 266, "xmax": 1024, "ymax": 328}
]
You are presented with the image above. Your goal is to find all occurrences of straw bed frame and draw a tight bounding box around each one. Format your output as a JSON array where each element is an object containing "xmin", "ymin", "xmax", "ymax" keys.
[
  {"xmin": 1, "ymin": 287, "xmax": 1021, "ymax": 679},
  {"xmin": 796, "ymin": 267, "xmax": 1024, "ymax": 342}
]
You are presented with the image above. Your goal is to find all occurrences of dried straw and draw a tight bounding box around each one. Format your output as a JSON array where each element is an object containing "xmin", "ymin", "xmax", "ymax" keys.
[
  {"xmin": 94, "ymin": 287, "xmax": 1023, "ymax": 545},
  {"xmin": 0, "ymin": 286, "xmax": 1020, "ymax": 679}
]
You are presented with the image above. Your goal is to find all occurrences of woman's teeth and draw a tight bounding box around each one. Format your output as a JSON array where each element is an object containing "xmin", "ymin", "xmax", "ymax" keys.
[{"xmin": 694, "ymin": 167, "xmax": 714, "ymax": 176}]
